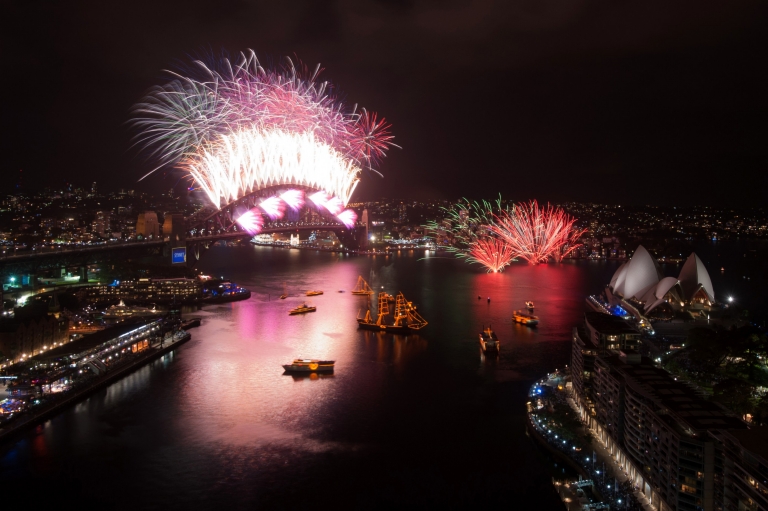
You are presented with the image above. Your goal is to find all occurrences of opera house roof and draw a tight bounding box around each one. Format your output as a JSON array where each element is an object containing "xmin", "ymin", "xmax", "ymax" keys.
[{"xmin": 608, "ymin": 245, "xmax": 715, "ymax": 313}]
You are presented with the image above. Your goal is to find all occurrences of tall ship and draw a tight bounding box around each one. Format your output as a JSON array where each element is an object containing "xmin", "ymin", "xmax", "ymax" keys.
[
  {"xmin": 513, "ymin": 310, "xmax": 539, "ymax": 325},
  {"xmin": 357, "ymin": 292, "xmax": 428, "ymax": 333},
  {"xmin": 351, "ymin": 276, "xmax": 374, "ymax": 295},
  {"xmin": 479, "ymin": 326, "xmax": 500, "ymax": 352},
  {"xmin": 357, "ymin": 292, "xmax": 390, "ymax": 330}
]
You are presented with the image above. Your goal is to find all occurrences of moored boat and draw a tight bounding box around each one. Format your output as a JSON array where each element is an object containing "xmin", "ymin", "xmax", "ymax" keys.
[
  {"xmin": 289, "ymin": 303, "xmax": 317, "ymax": 315},
  {"xmin": 513, "ymin": 310, "xmax": 539, "ymax": 325},
  {"xmin": 479, "ymin": 326, "xmax": 500, "ymax": 352},
  {"xmin": 306, "ymin": 290, "xmax": 324, "ymax": 296},
  {"xmin": 282, "ymin": 359, "xmax": 335, "ymax": 373}
]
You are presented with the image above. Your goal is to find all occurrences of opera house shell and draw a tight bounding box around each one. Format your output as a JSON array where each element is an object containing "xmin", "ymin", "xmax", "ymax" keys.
[{"xmin": 606, "ymin": 245, "xmax": 715, "ymax": 314}]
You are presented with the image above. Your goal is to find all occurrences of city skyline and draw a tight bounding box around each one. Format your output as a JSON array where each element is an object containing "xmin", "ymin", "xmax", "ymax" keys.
[{"xmin": 4, "ymin": 1, "xmax": 768, "ymax": 206}]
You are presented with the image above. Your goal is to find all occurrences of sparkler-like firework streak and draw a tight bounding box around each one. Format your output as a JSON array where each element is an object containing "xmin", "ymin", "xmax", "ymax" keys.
[
  {"xmin": 491, "ymin": 201, "xmax": 585, "ymax": 264},
  {"xmin": 133, "ymin": 49, "xmax": 395, "ymax": 217}
]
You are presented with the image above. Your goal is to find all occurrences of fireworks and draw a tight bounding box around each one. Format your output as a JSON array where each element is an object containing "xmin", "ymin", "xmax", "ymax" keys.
[
  {"xmin": 336, "ymin": 209, "xmax": 358, "ymax": 229},
  {"xmin": 491, "ymin": 201, "xmax": 586, "ymax": 264},
  {"xmin": 235, "ymin": 209, "xmax": 263, "ymax": 234},
  {"xmin": 464, "ymin": 238, "xmax": 516, "ymax": 273},
  {"xmin": 427, "ymin": 198, "xmax": 585, "ymax": 271},
  {"xmin": 133, "ymin": 50, "xmax": 395, "ymax": 213},
  {"xmin": 426, "ymin": 198, "xmax": 513, "ymax": 273}
]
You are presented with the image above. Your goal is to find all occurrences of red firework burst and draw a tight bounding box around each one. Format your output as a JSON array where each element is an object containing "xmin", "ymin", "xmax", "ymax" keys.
[
  {"xmin": 467, "ymin": 237, "xmax": 516, "ymax": 273},
  {"xmin": 491, "ymin": 201, "xmax": 585, "ymax": 264}
]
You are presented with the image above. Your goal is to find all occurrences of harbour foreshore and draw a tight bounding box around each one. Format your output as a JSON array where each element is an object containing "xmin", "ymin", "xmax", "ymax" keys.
[{"xmin": 0, "ymin": 331, "xmax": 192, "ymax": 445}]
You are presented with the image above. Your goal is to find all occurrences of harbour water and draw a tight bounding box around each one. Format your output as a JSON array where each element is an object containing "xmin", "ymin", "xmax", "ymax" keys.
[{"xmin": 1, "ymin": 242, "xmax": 764, "ymax": 509}]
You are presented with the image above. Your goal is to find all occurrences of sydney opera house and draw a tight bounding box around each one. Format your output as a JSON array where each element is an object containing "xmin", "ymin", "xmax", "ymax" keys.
[{"xmin": 604, "ymin": 245, "xmax": 715, "ymax": 317}]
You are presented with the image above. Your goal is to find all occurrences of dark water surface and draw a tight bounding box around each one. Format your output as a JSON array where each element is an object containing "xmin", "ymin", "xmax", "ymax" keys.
[{"xmin": 2, "ymin": 243, "xmax": 758, "ymax": 510}]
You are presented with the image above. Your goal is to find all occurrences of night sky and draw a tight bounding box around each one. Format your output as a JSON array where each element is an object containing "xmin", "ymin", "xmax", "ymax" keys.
[{"xmin": 4, "ymin": 0, "xmax": 767, "ymax": 205}]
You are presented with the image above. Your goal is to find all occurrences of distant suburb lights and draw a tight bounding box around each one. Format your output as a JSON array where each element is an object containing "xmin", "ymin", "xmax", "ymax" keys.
[{"xmin": 132, "ymin": 49, "xmax": 395, "ymax": 234}]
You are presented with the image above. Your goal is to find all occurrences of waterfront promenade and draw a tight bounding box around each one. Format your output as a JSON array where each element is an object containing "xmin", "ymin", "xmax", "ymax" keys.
[
  {"xmin": 528, "ymin": 372, "xmax": 654, "ymax": 511},
  {"xmin": 0, "ymin": 329, "xmax": 192, "ymax": 445}
]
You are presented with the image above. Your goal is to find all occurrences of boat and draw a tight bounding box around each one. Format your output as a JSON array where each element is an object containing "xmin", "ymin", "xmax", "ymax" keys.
[
  {"xmin": 280, "ymin": 282, "xmax": 288, "ymax": 300},
  {"xmin": 351, "ymin": 276, "xmax": 374, "ymax": 295},
  {"xmin": 479, "ymin": 326, "xmax": 500, "ymax": 352},
  {"xmin": 357, "ymin": 292, "xmax": 390, "ymax": 330},
  {"xmin": 357, "ymin": 292, "xmax": 427, "ymax": 333},
  {"xmin": 384, "ymin": 292, "xmax": 428, "ymax": 333},
  {"xmin": 103, "ymin": 300, "xmax": 165, "ymax": 319},
  {"xmin": 282, "ymin": 359, "xmax": 335, "ymax": 373},
  {"xmin": 525, "ymin": 301, "xmax": 535, "ymax": 310},
  {"xmin": 513, "ymin": 310, "xmax": 539, "ymax": 325},
  {"xmin": 289, "ymin": 303, "xmax": 316, "ymax": 315},
  {"xmin": 306, "ymin": 290, "xmax": 324, "ymax": 296}
]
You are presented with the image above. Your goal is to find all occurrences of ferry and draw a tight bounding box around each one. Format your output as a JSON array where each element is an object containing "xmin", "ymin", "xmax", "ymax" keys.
[
  {"xmin": 525, "ymin": 301, "xmax": 535, "ymax": 310},
  {"xmin": 306, "ymin": 290, "xmax": 324, "ymax": 296},
  {"xmin": 282, "ymin": 359, "xmax": 335, "ymax": 373},
  {"xmin": 513, "ymin": 310, "xmax": 539, "ymax": 326},
  {"xmin": 103, "ymin": 300, "xmax": 165, "ymax": 319},
  {"xmin": 289, "ymin": 303, "xmax": 316, "ymax": 315},
  {"xmin": 479, "ymin": 326, "xmax": 500, "ymax": 352}
]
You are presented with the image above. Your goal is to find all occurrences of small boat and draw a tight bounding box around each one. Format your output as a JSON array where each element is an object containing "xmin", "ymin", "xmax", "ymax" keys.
[
  {"xmin": 513, "ymin": 310, "xmax": 539, "ymax": 325},
  {"xmin": 280, "ymin": 282, "xmax": 288, "ymax": 300},
  {"xmin": 306, "ymin": 290, "xmax": 324, "ymax": 296},
  {"xmin": 282, "ymin": 359, "xmax": 335, "ymax": 373},
  {"xmin": 289, "ymin": 303, "xmax": 316, "ymax": 315},
  {"xmin": 525, "ymin": 301, "xmax": 535, "ymax": 310},
  {"xmin": 351, "ymin": 276, "xmax": 374, "ymax": 295},
  {"xmin": 479, "ymin": 326, "xmax": 499, "ymax": 352}
]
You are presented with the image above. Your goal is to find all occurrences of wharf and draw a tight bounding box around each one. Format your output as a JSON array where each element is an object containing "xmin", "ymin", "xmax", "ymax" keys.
[{"xmin": 0, "ymin": 331, "xmax": 192, "ymax": 445}]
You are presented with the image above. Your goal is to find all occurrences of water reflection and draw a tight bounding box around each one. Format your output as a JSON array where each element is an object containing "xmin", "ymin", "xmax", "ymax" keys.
[{"xmin": 1, "ymin": 246, "xmax": 623, "ymax": 509}]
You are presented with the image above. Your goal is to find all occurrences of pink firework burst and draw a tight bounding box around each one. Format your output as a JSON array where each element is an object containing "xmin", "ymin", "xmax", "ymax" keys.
[
  {"xmin": 235, "ymin": 209, "xmax": 264, "ymax": 234},
  {"xmin": 309, "ymin": 191, "xmax": 329, "ymax": 208},
  {"xmin": 336, "ymin": 209, "xmax": 357, "ymax": 229},
  {"xmin": 491, "ymin": 201, "xmax": 585, "ymax": 264},
  {"xmin": 259, "ymin": 196, "xmax": 285, "ymax": 220},
  {"xmin": 279, "ymin": 189, "xmax": 305, "ymax": 211},
  {"xmin": 323, "ymin": 196, "xmax": 344, "ymax": 216}
]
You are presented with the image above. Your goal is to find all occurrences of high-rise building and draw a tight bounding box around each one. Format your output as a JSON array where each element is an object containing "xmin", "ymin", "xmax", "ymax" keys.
[
  {"xmin": 571, "ymin": 315, "xmax": 752, "ymax": 511},
  {"xmin": 92, "ymin": 210, "xmax": 111, "ymax": 237}
]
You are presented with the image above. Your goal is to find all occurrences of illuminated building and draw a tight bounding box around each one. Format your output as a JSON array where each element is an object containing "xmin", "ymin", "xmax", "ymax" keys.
[
  {"xmin": 605, "ymin": 246, "xmax": 716, "ymax": 316},
  {"xmin": 85, "ymin": 278, "xmax": 201, "ymax": 303}
]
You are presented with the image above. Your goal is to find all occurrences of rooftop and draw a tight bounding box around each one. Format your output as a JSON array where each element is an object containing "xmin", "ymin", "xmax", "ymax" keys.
[
  {"xmin": 584, "ymin": 311, "xmax": 638, "ymax": 336},
  {"xmin": 602, "ymin": 354, "xmax": 746, "ymax": 434}
]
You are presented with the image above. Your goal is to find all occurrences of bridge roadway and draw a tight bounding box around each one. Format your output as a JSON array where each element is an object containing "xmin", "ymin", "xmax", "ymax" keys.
[{"xmin": 0, "ymin": 221, "xmax": 361, "ymax": 274}]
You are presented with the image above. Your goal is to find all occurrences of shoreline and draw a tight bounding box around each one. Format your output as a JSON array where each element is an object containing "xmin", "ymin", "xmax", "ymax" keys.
[{"xmin": 0, "ymin": 331, "xmax": 193, "ymax": 446}]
